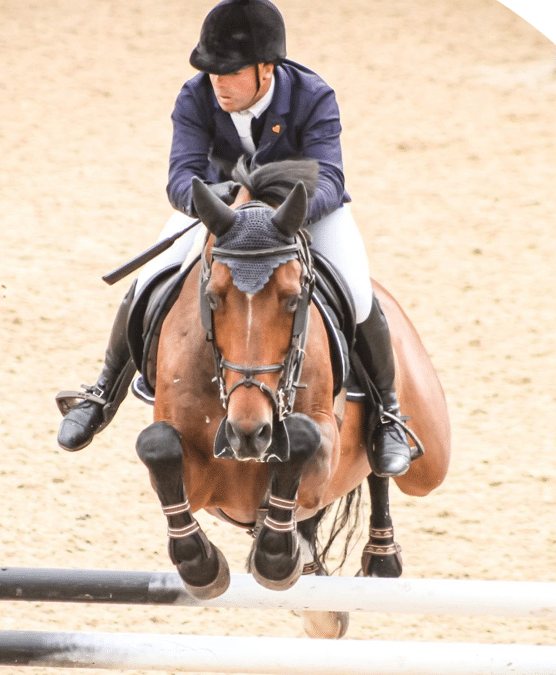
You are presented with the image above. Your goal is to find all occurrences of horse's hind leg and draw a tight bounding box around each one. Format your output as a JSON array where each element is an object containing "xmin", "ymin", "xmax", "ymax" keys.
[
  {"xmin": 249, "ymin": 414, "xmax": 320, "ymax": 591},
  {"xmin": 136, "ymin": 421, "xmax": 230, "ymax": 599},
  {"xmin": 361, "ymin": 473, "xmax": 403, "ymax": 577},
  {"xmin": 296, "ymin": 514, "xmax": 349, "ymax": 639}
]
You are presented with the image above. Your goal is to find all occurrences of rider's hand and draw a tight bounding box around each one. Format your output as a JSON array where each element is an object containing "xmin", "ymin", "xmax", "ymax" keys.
[
  {"xmin": 184, "ymin": 180, "xmax": 241, "ymax": 218},
  {"xmin": 207, "ymin": 181, "xmax": 241, "ymax": 206}
]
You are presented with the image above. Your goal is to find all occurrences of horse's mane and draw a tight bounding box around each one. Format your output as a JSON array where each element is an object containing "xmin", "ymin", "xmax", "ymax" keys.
[{"xmin": 231, "ymin": 157, "xmax": 319, "ymax": 206}]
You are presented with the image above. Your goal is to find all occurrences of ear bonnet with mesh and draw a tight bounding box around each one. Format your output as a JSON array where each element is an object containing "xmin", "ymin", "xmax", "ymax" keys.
[{"xmin": 213, "ymin": 204, "xmax": 298, "ymax": 294}]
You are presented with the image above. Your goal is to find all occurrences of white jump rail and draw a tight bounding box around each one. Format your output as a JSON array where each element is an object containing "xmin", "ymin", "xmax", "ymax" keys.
[
  {"xmin": 1, "ymin": 567, "xmax": 556, "ymax": 617},
  {"xmin": 1, "ymin": 631, "xmax": 556, "ymax": 674},
  {"xmin": 2, "ymin": 568, "xmax": 556, "ymax": 674}
]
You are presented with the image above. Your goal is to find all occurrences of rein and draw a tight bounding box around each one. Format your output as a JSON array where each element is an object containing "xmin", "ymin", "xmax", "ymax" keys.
[{"xmin": 200, "ymin": 224, "xmax": 315, "ymax": 421}]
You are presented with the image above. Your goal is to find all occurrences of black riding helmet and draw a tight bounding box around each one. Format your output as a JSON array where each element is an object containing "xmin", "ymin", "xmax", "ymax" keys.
[{"xmin": 190, "ymin": 0, "xmax": 287, "ymax": 75}]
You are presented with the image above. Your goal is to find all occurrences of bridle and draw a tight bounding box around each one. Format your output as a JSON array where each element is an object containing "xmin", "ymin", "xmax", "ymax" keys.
[{"xmin": 199, "ymin": 218, "xmax": 315, "ymax": 422}]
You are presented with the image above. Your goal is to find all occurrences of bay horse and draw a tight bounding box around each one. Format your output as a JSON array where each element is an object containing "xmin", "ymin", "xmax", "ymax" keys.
[{"xmin": 135, "ymin": 159, "xmax": 450, "ymax": 638}]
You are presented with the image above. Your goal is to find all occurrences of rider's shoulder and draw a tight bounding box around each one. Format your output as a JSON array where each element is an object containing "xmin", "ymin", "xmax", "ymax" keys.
[
  {"xmin": 180, "ymin": 71, "xmax": 212, "ymax": 95},
  {"xmin": 174, "ymin": 72, "xmax": 215, "ymax": 111},
  {"xmin": 278, "ymin": 59, "xmax": 336, "ymax": 96}
]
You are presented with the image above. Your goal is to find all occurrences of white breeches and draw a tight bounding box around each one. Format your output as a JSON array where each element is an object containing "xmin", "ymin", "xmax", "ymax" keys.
[
  {"xmin": 135, "ymin": 204, "xmax": 373, "ymax": 323},
  {"xmin": 304, "ymin": 205, "xmax": 373, "ymax": 323}
]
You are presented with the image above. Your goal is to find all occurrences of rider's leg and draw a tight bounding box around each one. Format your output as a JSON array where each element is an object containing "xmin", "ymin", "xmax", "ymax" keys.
[
  {"xmin": 56, "ymin": 212, "xmax": 203, "ymax": 452},
  {"xmin": 56, "ymin": 282, "xmax": 137, "ymax": 451},
  {"xmin": 305, "ymin": 205, "xmax": 411, "ymax": 477},
  {"xmin": 355, "ymin": 296, "xmax": 411, "ymax": 477}
]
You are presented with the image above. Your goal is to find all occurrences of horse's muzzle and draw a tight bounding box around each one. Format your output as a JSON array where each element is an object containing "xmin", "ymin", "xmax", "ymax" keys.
[{"xmin": 225, "ymin": 418, "xmax": 273, "ymax": 461}]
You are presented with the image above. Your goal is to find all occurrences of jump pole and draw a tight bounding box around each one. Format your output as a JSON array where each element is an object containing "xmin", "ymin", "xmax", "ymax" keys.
[
  {"xmin": 1, "ymin": 567, "xmax": 556, "ymax": 617},
  {"xmin": 1, "ymin": 631, "xmax": 556, "ymax": 675}
]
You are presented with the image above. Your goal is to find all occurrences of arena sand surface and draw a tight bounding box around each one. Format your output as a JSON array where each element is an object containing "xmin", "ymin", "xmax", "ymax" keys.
[{"xmin": 1, "ymin": 0, "xmax": 555, "ymax": 673}]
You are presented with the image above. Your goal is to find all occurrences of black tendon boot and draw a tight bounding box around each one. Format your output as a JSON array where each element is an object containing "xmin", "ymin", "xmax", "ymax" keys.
[
  {"xmin": 356, "ymin": 295, "xmax": 411, "ymax": 477},
  {"xmin": 55, "ymin": 283, "xmax": 137, "ymax": 451}
]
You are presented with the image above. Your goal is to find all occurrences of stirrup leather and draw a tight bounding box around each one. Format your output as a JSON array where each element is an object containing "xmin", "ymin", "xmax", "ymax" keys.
[{"xmin": 55, "ymin": 385, "xmax": 107, "ymax": 417}]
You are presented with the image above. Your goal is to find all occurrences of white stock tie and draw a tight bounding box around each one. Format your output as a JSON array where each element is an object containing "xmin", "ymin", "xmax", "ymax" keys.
[{"xmin": 232, "ymin": 110, "xmax": 256, "ymax": 155}]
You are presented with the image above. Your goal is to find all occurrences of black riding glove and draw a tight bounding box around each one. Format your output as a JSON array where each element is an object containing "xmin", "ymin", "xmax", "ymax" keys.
[
  {"xmin": 207, "ymin": 181, "xmax": 241, "ymax": 206},
  {"xmin": 184, "ymin": 180, "xmax": 241, "ymax": 218}
]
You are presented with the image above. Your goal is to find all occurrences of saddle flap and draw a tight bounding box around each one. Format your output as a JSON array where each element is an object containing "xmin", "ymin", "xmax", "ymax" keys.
[
  {"xmin": 309, "ymin": 253, "xmax": 359, "ymax": 398},
  {"xmin": 127, "ymin": 257, "xmax": 201, "ymax": 395},
  {"xmin": 312, "ymin": 251, "xmax": 357, "ymax": 351}
]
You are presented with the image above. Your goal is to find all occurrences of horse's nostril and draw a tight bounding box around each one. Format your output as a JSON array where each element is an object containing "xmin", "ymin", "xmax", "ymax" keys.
[
  {"xmin": 225, "ymin": 419, "xmax": 241, "ymax": 452},
  {"xmin": 226, "ymin": 419, "xmax": 272, "ymax": 458},
  {"xmin": 255, "ymin": 422, "xmax": 272, "ymax": 450}
]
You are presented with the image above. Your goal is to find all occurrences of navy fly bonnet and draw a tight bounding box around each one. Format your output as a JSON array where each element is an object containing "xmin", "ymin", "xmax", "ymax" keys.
[{"xmin": 212, "ymin": 202, "xmax": 299, "ymax": 294}]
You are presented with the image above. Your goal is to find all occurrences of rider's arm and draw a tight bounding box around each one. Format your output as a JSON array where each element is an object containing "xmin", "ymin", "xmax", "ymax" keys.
[
  {"xmin": 298, "ymin": 85, "xmax": 348, "ymax": 225},
  {"xmin": 166, "ymin": 82, "xmax": 212, "ymax": 216}
]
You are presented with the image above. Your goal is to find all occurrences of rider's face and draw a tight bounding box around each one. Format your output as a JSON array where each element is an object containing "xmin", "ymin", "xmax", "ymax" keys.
[{"xmin": 210, "ymin": 64, "xmax": 273, "ymax": 113}]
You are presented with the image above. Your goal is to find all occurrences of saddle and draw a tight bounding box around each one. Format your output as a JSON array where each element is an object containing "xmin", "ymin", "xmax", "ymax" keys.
[
  {"xmin": 127, "ymin": 250, "xmax": 367, "ymax": 405},
  {"xmin": 127, "ymin": 259, "xmax": 200, "ymax": 401}
]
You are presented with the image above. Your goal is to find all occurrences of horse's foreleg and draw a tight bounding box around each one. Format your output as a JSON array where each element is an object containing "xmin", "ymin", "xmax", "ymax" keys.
[
  {"xmin": 250, "ymin": 413, "xmax": 321, "ymax": 591},
  {"xmin": 136, "ymin": 421, "xmax": 230, "ymax": 599},
  {"xmin": 361, "ymin": 473, "xmax": 403, "ymax": 577},
  {"xmin": 295, "ymin": 514, "xmax": 350, "ymax": 639}
]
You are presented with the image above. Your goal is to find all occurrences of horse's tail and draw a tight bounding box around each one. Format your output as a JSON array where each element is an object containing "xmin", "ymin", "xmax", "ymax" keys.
[
  {"xmin": 298, "ymin": 485, "xmax": 363, "ymax": 575},
  {"xmin": 231, "ymin": 156, "xmax": 319, "ymax": 205}
]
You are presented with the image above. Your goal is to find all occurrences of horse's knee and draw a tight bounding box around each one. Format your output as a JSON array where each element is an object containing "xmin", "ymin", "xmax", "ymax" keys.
[
  {"xmin": 136, "ymin": 421, "xmax": 182, "ymax": 470},
  {"xmin": 284, "ymin": 413, "xmax": 321, "ymax": 465}
]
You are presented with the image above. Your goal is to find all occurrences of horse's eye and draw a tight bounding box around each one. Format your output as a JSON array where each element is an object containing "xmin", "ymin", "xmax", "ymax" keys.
[{"xmin": 285, "ymin": 294, "xmax": 300, "ymax": 313}]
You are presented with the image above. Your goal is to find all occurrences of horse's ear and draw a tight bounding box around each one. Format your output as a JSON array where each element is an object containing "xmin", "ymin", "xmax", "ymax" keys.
[
  {"xmin": 271, "ymin": 182, "xmax": 308, "ymax": 238},
  {"xmin": 192, "ymin": 177, "xmax": 236, "ymax": 237}
]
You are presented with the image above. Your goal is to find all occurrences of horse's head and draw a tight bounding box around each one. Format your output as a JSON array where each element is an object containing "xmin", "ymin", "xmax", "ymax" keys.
[{"xmin": 193, "ymin": 176, "xmax": 314, "ymax": 462}]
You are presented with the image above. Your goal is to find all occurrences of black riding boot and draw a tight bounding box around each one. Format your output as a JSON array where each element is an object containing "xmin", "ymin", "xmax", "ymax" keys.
[
  {"xmin": 56, "ymin": 283, "xmax": 137, "ymax": 452},
  {"xmin": 355, "ymin": 295, "xmax": 411, "ymax": 477}
]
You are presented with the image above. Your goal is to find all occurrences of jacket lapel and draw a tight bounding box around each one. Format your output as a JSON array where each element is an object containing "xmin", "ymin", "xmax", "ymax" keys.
[
  {"xmin": 256, "ymin": 110, "xmax": 287, "ymax": 158},
  {"xmin": 214, "ymin": 107, "xmax": 243, "ymax": 155},
  {"xmin": 254, "ymin": 66, "xmax": 291, "ymax": 160}
]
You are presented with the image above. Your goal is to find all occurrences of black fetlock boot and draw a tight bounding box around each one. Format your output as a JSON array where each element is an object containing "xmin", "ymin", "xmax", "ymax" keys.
[
  {"xmin": 355, "ymin": 295, "xmax": 411, "ymax": 478},
  {"xmin": 55, "ymin": 283, "xmax": 137, "ymax": 451}
]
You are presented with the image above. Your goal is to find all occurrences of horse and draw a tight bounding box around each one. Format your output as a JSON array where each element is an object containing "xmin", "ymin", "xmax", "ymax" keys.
[{"xmin": 134, "ymin": 159, "xmax": 451, "ymax": 639}]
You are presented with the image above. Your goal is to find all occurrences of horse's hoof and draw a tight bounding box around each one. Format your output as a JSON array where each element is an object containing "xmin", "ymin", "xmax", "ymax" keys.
[
  {"xmin": 361, "ymin": 541, "xmax": 403, "ymax": 578},
  {"xmin": 250, "ymin": 545, "xmax": 303, "ymax": 591},
  {"xmin": 300, "ymin": 610, "xmax": 350, "ymax": 639},
  {"xmin": 177, "ymin": 543, "xmax": 231, "ymax": 600}
]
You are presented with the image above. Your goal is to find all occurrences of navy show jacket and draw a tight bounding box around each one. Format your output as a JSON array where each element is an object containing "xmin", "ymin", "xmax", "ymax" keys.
[{"xmin": 167, "ymin": 59, "xmax": 350, "ymax": 225}]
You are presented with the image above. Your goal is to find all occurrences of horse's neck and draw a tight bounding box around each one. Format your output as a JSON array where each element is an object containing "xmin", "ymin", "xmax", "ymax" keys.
[
  {"xmin": 231, "ymin": 186, "xmax": 252, "ymax": 208},
  {"xmin": 231, "ymin": 186, "xmax": 280, "ymax": 211}
]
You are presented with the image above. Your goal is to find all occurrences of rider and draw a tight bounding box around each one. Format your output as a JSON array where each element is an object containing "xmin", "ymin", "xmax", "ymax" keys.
[{"xmin": 56, "ymin": 0, "xmax": 412, "ymax": 478}]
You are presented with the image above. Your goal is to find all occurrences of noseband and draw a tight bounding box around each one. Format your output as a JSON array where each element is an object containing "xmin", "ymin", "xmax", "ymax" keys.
[{"xmin": 200, "ymin": 221, "xmax": 315, "ymax": 422}]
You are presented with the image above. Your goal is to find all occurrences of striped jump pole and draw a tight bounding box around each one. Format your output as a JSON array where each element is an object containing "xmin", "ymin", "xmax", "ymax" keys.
[
  {"xmin": 1, "ymin": 567, "xmax": 556, "ymax": 617},
  {"xmin": 1, "ymin": 631, "xmax": 556, "ymax": 675}
]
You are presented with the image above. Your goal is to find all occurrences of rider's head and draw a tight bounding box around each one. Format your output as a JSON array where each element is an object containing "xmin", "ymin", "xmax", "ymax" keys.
[{"xmin": 190, "ymin": 0, "xmax": 286, "ymax": 112}]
